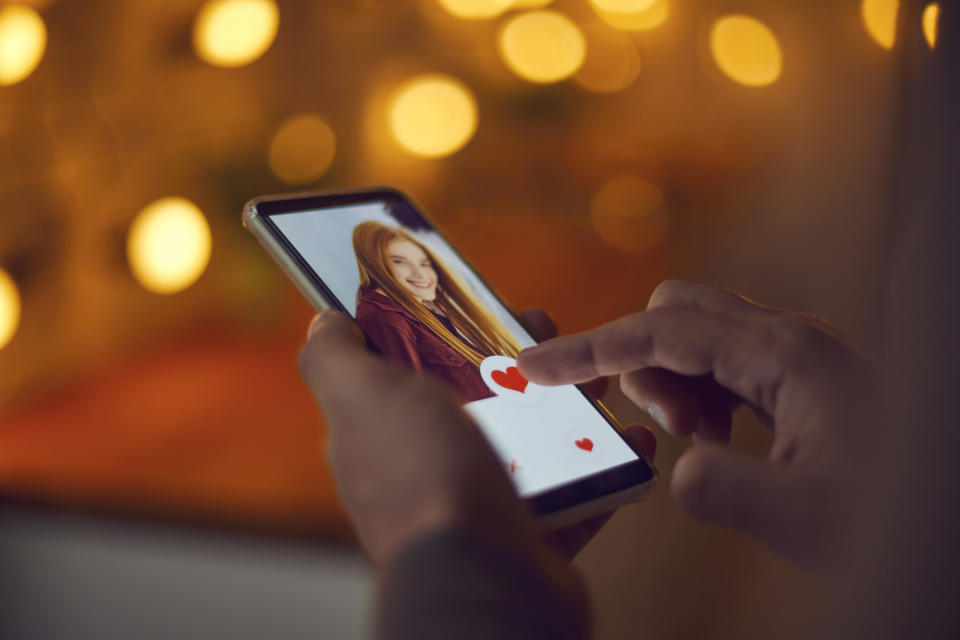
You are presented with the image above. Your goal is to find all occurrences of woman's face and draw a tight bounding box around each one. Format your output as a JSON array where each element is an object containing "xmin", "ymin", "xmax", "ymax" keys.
[{"xmin": 386, "ymin": 239, "xmax": 438, "ymax": 302}]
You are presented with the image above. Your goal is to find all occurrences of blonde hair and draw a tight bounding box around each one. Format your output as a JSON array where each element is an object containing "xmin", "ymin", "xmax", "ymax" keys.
[{"xmin": 352, "ymin": 221, "xmax": 520, "ymax": 366}]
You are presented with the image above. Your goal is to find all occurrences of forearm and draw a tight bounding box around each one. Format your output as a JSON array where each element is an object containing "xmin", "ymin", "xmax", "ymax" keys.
[{"xmin": 377, "ymin": 529, "xmax": 589, "ymax": 640}]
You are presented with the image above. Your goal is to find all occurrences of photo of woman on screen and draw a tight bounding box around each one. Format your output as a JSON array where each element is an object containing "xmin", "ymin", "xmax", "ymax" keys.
[{"xmin": 351, "ymin": 221, "xmax": 521, "ymax": 402}]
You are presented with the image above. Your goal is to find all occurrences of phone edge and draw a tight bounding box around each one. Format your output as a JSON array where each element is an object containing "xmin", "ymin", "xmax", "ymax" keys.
[{"xmin": 243, "ymin": 198, "xmax": 332, "ymax": 313}]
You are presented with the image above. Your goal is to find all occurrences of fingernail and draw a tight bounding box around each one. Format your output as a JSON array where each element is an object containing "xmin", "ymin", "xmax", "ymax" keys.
[{"xmin": 646, "ymin": 405, "xmax": 666, "ymax": 430}]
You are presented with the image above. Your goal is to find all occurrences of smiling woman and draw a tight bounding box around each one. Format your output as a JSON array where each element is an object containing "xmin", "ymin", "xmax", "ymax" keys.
[{"xmin": 351, "ymin": 221, "xmax": 520, "ymax": 402}]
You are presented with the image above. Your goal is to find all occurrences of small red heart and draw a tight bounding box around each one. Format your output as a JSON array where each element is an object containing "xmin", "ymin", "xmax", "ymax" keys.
[
  {"xmin": 575, "ymin": 438, "xmax": 594, "ymax": 452},
  {"xmin": 491, "ymin": 366, "xmax": 529, "ymax": 393}
]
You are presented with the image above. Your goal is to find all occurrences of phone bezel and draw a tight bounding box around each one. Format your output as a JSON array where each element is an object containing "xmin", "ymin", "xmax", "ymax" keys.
[{"xmin": 244, "ymin": 187, "xmax": 656, "ymax": 519}]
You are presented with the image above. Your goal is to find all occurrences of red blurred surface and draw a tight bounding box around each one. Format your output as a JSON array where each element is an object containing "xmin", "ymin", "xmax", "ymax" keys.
[{"xmin": 0, "ymin": 311, "xmax": 350, "ymax": 536}]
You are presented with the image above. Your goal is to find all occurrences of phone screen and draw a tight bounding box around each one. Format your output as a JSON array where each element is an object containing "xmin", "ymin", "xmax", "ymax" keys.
[{"xmin": 263, "ymin": 192, "xmax": 650, "ymax": 501}]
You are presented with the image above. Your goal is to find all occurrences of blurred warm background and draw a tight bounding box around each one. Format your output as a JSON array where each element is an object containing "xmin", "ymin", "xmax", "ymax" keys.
[{"xmin": 0, "ymin": 0, "xmax": 940, "ymax": 638}]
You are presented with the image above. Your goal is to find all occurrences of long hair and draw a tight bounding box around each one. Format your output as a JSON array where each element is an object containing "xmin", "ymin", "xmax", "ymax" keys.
[{"xmin": 352, "ymin": 221, "xmax": 520, "ymax": 366}]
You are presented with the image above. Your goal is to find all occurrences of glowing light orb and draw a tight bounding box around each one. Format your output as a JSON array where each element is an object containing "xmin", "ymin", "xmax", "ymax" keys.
[
  {"xmin": 127, "ymin": 198, "xmax": 212, "ymax": 294},
  {"xmin": 193, "ymin": 0, "xmax": 279, "ymax": 68},
  {"xmin": 498, "ymin": 11, "xmax": 586, "ymax": 84},
  {"xmin": 269, "ymin": 114, "xmax": 337, "ymax": 184},
  {"xmin": 0, "ymin": 268, "xmax": 20, "ymax": 350},
  {"xmin": 435, "ymin": 0, "xmax": 512, "ymax": 20},
  {"xmin": 923, "ymin": 3, "xmax": 940, "ymax": 49},
  {"xmin": 591, "ymin": 175, "xmax": 669, "ymax": 253},
  {"xmin": 511, "ymin": 0, "xmax": 555, "ymax": 7},
  {"xmin": 861, "ymin": 0, "xmax": 898, "ymax": 50},
  {"xmin": 590, "ymin": 0, "xmax": 656, "ymax": 12},
  {"xmin": 0, "ymin": 6, "xmax": 46, "ymax": 86},
  {"xmin": 389, "ymin": 74, "xmax": 478, "ymax": 158},
  {"xmin": 709, "ymin": 15, "xmax": 783, "ymax": 87},
  {"xmin": 593, "ymin": 0, "xmax": 669, "ymax": 32},
  {"xmin": 574, "ymin": 26, "xmax": 641, "ymax": 94}
]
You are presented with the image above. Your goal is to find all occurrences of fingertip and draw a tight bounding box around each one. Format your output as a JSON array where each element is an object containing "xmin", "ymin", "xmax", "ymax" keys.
[
  {"xmin": 516, "ymin": 345, "xmax": 550, "ymax": 382},
  {"xmin": 299, "ymin": 311, "xmax": 365, "ymax": 384},
  {"xmin": 306, "ymin": 311, "xmax": 360, "ymax": 343},
  {"xmin": 670, "ymin": 445, "xmax": 723, "ymax": 519},
  {"xmin": 518, "ymin": 337, "xmax": 596, "ymax": 387},
  {"xmin": 623, "ymin": 423, "xmax": 657, "ymax": 460},
  {"xmin": 671, "ymin": 447, "xmax": 802, "ymax": 561}
]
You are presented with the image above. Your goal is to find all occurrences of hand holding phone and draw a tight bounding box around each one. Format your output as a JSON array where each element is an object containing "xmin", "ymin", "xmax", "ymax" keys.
[{"xmin": 300, "ymin": 307, "xmax": 655, "ymax": 568}]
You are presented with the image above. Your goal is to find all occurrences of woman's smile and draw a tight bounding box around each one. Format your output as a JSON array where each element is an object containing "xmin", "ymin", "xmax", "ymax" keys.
[{"xmin": 407, "ymin": 279, "xmax": 435, "ymax": 290}]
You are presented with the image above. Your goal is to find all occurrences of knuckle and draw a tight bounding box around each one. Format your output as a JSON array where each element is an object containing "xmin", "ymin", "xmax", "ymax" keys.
[
  {"xmin": 768, "ymin": 319, "xmax": 830, "ymax": 366},
  {"xmin": 764, "ymin": 319, "xmax": 859, "ymax": 405},
  {"xmin": 649, "ymin": 279, "xmax": 688, "ymax": 308}
]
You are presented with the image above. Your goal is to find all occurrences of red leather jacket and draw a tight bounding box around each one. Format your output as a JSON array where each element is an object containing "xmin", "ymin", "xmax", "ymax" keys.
[{"xmin": 355, "ymin": 287, "xmax": 494, "ymax": 403}]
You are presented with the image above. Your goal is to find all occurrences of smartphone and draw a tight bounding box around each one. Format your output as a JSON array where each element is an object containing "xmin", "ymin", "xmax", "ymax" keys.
[{"xmin": 243, "ymin": 187, "xmax": 656, "ymax": 528}]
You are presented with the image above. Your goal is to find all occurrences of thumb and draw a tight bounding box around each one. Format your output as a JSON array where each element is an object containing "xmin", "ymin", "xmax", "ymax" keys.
[
  {"xmin": 671, "ymin": 445, "xmax": 821, "ymax": 565},
  {"xmin": 305, "ymin": 310, "xmax": 364, "ymax": 352},
  {"xmin": 299, "ymin": 311, "xmax": 372, "ymax": 390}
]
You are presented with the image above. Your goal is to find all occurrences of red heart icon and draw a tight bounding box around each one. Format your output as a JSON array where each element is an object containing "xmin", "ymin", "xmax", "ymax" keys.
[
  {"xmin": 491, "ymin": 366, "xmax": 529, "ymax": 393},
  {"xmin": 575, "ymin": 438, "xmax": 594, "ymax": 452}
]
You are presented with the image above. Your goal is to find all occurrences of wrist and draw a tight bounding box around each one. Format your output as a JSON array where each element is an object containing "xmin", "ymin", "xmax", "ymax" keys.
[{"xmin": 379, "ymin": 527, "xmax": 590, "ymax": 640}]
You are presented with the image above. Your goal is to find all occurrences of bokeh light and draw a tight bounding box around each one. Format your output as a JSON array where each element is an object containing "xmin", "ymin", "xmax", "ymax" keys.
[
  {"xmin": 498, "ymin": 10, "xmax": 586, "ymax": 84},
  {"xmin": 709, "ymin": 15, "xmax": 783, "ymax": 87},
  {"xmin": 193, "ymin": 0, "xmax": 279, "ymax": 68},
  {"xmin": 590, "ymin": 175, "xmax": 669, "ymax": 252},
  {"xmin": 574, "ymin": 26, "xmax": 641, "ymax": 94},
  {"xmin": 593, "ymin": 0, "xmax": 669, "ymax": 32},
  {"xmin": 590, "ymin": 0, "xmax": 656, "ymax": 12},
  {"xmin": 923, "ymin": 3, "xmax": 940, "ymax": 49},
  {"xmin": 0, "ymin": 268, "xmax": 21, "ymax": 350},
  {"xmin": 0, "ymin": 5, "xmax": 47, "ymax": 86},
  {"xmin": 389, "ymin": 74, "xmax": 478, "ymax": 158},
  {"xmin": 861, "ymin": 0, "xmax": 898, "ymax": 50},
  {"xmin": 511, "ymin": 0, "xmax": 555, "ymax": 7},
  {"xmin": 269, "ymin": 114, "xmax": 337, "ymax": 184},
  {"xmin": 435, "ymin": 0, "xmax": 512, "ymax": 20},
  {"xmin": 127, "ymin": 197, "xmax": 213, "ymax": 295}
]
